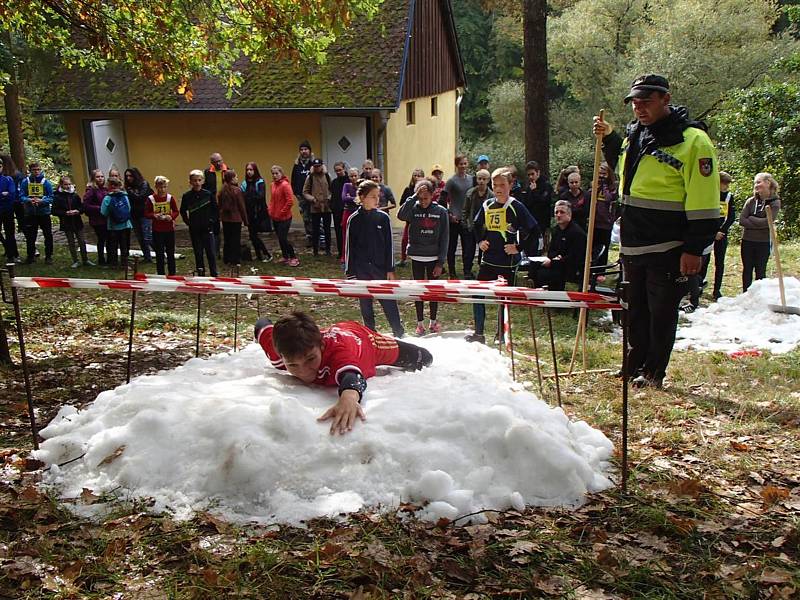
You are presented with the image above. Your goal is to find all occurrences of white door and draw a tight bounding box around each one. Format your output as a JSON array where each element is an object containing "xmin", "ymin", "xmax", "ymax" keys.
[
  {"xmin": 89, "ymin": 119, "xmax": 129, "ymax": 175},
  {"xmin": 321, "ymin": 116, "xmax": 368, "ymax": 172}
]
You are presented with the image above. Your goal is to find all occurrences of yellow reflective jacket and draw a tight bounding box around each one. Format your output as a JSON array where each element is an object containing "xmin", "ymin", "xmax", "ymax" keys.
[{"xmin": 603, "ymin": 107, "xmax": 720, "ymax": 256}]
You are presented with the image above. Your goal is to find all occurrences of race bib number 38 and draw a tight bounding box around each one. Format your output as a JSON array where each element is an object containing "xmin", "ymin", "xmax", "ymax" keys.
[{"xmin": 485, "ymin": 207, "xmax": 507, "ymax": 233}]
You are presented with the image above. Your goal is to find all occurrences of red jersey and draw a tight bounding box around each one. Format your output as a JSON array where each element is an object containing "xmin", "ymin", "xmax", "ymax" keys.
[{"xmin": 257, "ymin": 321, "xmax": 400, "ymax": 386}]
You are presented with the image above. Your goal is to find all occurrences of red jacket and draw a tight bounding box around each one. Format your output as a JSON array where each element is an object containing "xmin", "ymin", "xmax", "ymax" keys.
[
  {"xmin": 144, "ymin": 194, "xmax": 180, "ymax": 232},
  {"xmin": 269, "ymin": 176, "xmax": 294, "ymax": 222}
]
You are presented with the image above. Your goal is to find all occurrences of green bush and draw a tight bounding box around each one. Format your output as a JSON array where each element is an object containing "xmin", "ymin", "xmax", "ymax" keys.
[{"xmin": 714, "ymin": 81, "xmax": 800, "ymax": 237}]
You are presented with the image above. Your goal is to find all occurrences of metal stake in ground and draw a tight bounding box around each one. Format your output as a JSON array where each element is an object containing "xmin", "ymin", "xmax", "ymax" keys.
[
  {"xmin": 527, "ymin": 307, "xmax": 544, "ymax": 397},
  {"xmin": 507, "ymin": 304, "xmax": 516, "ymax": 381},
  {"xmin": 6, "ymin": 264, "xmax": 39, "ymax": 449},
  {"xmin": 195, "ymin": 268, "xmax": 204, "ymax": 357},
  {"xmin": 546, "ymin": 308, "xmax": 562, "ymax": 407},
  {"xmin": 126, "ymin": 257, "xmax": 138, "ymax": 384},
  {"xmin": 232, "ymin": 265, "xmax": 240, "ymax": 352},
  {"xmin": 620, "ymin": 281, "xmax": 630, "ymax": 493}
]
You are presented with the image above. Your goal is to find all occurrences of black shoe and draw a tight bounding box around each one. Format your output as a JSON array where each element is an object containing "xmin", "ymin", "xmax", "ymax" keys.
[
  {"xmin": 465, "ymin": 271, "xmax": 476, "ymax": 280},
  {"xmin": 681, "ymin": 303, "xmax": 697, "ymax": 314},
  {"xmin": 632, "ymin": 375, "xmax": 663, "ymax": 389},
  {"xmin": 44, "ymin": 256, "xmax": 53, "ymax": 265},
  {"xmin": 25, "ymin": 256, "xmax": 35, "ymax": 264},
  {"xmin": 465, "ymin": 333, "xmax": 485, "ymax": 344},
  {"xmin": 712, "ymin": 291, "xmax": 722, "ymax": 301}
]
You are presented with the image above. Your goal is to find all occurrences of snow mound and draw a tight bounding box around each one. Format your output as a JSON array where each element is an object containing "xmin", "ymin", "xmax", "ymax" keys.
[
  {"xmin": 676, "ymin": 277, "xmax": 800, "ymax": 354},
  {"xmin": 35, "ymin": 338, "xmax": 613, "ymax": 525}
]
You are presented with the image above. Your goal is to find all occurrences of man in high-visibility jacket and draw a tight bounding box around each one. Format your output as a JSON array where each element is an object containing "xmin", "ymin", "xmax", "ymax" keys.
[{"xmin": 593, "ymin": 74, "xmax": 719, "ymax": 388}]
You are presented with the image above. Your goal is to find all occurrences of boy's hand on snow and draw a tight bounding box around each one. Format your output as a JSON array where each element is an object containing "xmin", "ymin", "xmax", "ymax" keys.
[{"xmin": 318, "ymin": 390, "xmax": 365, "ymax": 435}]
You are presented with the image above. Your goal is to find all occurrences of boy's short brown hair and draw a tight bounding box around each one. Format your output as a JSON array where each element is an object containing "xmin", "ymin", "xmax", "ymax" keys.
[
  {"xmin": 107, "ymin": 176, "xmax": 122, "ymax": 188},
  {"xmin": 272, "ymin": 311, "xmax": 323, "ymax": 358}
]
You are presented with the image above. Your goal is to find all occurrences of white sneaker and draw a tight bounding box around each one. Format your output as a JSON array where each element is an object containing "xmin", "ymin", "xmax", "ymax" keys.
[{"xmin": 71, "ymin": 261, "xmax": 81, "ymax": 268}]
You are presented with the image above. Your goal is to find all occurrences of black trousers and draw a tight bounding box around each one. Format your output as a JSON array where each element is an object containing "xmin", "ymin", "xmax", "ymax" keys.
[
  {"xmin": 411, "ymin": 260, "xmax": 439, "ymax": 322},
  {"xmin": 132, "ymin": 216, "xmax": 152, "ymax": 261},
  {"xmin": 0, "ymin": 211, "xmax": 18, "ymax": 259},
  {"xmin": 106, "ymin": 228, "xmax": 130, "ymax": 266},
  {"xmin": 189, "ymin": 228, "xmax": 218, "ymax": 276},
  {"xmin": 698, "ymin": 235, "xmax": 728, "ymax": 296},
  {"xmin": 332, "ymin": 208, "xmax": 344, "ymax": 257},
  {"xmin": 741, "ymin": 239, "xmax": 770, "ymax": 292},
  {"xmin": 222, "ymin": 221, "xmax": 243, "ymax": 265},
  {"xmin": 273, "ymin": 219, "xmax": 295, "ymax": 259},
  {"xmin": 25, "ymin": 215, "xmax": 53, "ymax": 260},
  {"xmin": 153, "ymin": 230, "xmax": 176, "ymax": 275},
  {"xmin": 593, "ymin": 227, "xmax": 612, "ymax": 271},
  {"xmin": 312, "ymin": 212, "xmax": 332, "ymax": 254},
  {"xmin": 247, "ymin": 226, "xmax": 270, "ymax": 260},
  {"xmin": 529, "ymin": 260, "xmax": 567, "ymax": 291},
  {"xmin": 447, "ymin": 221, "xmax": 476, "ymax": 276},
  {"xmin": 91, "ymin": 223, "xmax": 110, "ymax": 264},
  {"xmin": 624, "ymin": 249, "xmax": 687, "ymax": 380},
  {"xmin": 473, "ymin": 263, "xmax": 516, "ymax": 336}
]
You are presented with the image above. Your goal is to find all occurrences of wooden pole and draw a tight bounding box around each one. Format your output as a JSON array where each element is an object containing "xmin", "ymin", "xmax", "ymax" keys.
[
  {"xmin": 569, "ymin": 109, "xmax": 606, "ymax": 374},
  {"xmin": 620, "ymin": 282, "xmax": 630, "ymax": 493},
  {"xmin": 765, "ymin": 205, "xmax": 786, "ymax": 308}
]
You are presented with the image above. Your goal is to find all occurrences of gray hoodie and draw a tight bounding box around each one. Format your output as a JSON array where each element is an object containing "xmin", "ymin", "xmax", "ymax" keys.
[{"xmin": 398, "ymin": 198, "xmax": 450, "ymax": 265}]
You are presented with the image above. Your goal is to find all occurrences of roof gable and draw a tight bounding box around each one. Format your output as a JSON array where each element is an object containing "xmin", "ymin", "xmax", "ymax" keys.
[{"xmin": 402, "ymin": 0, "xmax": 466, "ymax": 101}]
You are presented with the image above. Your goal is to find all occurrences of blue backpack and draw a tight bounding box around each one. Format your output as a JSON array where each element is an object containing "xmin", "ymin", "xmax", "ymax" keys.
[{"xmin": 109, "ymin": 193, "xmax": 130, "ymax": 223}]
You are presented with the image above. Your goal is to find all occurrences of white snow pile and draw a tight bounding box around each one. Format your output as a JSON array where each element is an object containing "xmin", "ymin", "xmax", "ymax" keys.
[
  {"xmin": 675, "ymin": 277, "xmax": 800, "ymax": 354},
  {"xmin": 34, "ymin": 338, "xmax": 613, "ymax": 525}
]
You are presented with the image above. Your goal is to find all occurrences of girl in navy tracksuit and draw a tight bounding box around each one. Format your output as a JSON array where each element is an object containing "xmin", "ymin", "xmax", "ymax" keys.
[{"xmin": 344, "ymin": 180, "xmax": 404, "ymax": 338}]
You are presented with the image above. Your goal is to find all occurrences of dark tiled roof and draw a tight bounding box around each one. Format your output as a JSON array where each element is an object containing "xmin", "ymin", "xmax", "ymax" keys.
[{"xmin": 40, "ymin": 0, "xmax": 412, "ymax": 112}]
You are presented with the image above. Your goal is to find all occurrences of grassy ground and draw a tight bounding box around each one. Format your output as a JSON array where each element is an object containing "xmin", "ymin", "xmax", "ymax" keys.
[{"xmin": 0, "ymin": 233, "xmax": 798, "ymax": 599}]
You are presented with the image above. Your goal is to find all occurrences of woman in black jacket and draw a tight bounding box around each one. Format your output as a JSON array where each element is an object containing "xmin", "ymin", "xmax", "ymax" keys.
[
  {"xmin": 241, "ymin": 162, "xmax": 272, "ymax": 262},
  {"xmin": 124, "ymin": 167, "xmax": 154, "ymax": 262},
  {"xmin": 52, "ymin": 174, "xmax": 93, "ymax": 267}
]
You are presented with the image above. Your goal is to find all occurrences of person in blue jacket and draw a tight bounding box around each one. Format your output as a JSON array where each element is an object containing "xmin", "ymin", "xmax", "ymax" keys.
[
  {"xmin": 19, "ymin": 162, "xmax": 54, "ymax": 264},
  {"xmin": 344, "ymin": 179, "xmax": 404, "ymax": 338},
  {"xmin": 100, "ymin": 175, "xmax": 133, "ymax": 268},
  {"xmin": 0, "ymin": 160, "xmax": 20, "ymax": 262}
]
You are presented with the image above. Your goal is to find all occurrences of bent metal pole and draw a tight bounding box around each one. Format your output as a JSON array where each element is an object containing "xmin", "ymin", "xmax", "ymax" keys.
[{"xmin": 6, "ymin": 264, "xmax": 39, "ymax": 450}]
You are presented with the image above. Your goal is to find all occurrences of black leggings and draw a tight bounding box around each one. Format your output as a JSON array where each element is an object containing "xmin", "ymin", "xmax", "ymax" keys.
[
  {"xmin": 153, "ymin": 230, "xmax": 176, "ymax": 275},
  {"xmin": 273, "ymin": 219, "xmax": 295, "ymax": 259},
  {"xmin": 411, "ymin": 259, "xmax": 439, "ymax": 322},
  {"xmin": 741, "ymin": 239, "xmax": 770, "ymax": 292},
  {"xmin": 394, "ymin": 340, "xmax": 433, "ymax": 371}
]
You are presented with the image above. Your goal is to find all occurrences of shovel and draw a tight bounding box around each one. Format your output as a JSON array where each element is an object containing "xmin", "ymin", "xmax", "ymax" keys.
[{"xmin": 765, "ymin": 204, "xmax": 800, "ymax": 315}]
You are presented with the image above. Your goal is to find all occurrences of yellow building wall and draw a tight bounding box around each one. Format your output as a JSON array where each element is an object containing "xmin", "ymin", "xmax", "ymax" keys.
[
  {"xmin": 384, "ymin": 89, "xmax": 458, "ymax": 225},
  {"xmin": 63, "ymin": 112, "xmax": 323, "ymax": 221}
]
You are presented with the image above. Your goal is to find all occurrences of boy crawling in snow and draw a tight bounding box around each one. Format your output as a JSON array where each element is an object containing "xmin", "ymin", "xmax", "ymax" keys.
[{"xmin": 255, "ymin": 311, "xmax": 432, "ymax": 435}]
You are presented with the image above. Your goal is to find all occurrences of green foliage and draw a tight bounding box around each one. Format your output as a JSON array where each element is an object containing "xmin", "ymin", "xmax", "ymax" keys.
[
  {"xmin": 452, "ymin": 0, "xmax": 523, "ymax": 140},
  {"xmin": 549, "ymin": 0, "xmax": 798, "ymax": 125},
  {"xmin": 714, "ymin": 80, "xmax": 800, "ymax": 236},
  {"xmin": 0, "ymin": 0, "xmax": 383, "ymax": 94}
]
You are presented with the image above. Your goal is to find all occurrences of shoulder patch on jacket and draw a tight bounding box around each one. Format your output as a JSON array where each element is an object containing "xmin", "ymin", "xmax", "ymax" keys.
[{"xmin": 698, "ymin": 158, "xmax": 713, "ymax": 177}]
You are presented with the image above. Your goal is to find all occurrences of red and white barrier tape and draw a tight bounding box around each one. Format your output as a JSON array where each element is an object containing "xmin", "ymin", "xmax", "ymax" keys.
[{"xmin": 11, "ymin": 275, "xmax": 622, "ymax": 310}]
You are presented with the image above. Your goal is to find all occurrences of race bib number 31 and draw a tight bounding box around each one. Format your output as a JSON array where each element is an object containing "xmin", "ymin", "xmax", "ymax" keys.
[{"xmin": 485, "ymin": 207, "xmax": 508, "ymax": 233}]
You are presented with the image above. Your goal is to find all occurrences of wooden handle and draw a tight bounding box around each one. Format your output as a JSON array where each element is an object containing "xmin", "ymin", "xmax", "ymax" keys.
[{"xmin": 765, "ymin": 205, "xmax": 786, "ymax": 307}]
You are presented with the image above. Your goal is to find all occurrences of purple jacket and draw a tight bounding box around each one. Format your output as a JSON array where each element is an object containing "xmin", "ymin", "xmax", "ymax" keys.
[
  {"xmin": 83, "ymin": 185, "xmax": 108, "ymax": 226},
  {"xmin": 594, "ymin": 180, "xmax": 619, "ymax": 230}
]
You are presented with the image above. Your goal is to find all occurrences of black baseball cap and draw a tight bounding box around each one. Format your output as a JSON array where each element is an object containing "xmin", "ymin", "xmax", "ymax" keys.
[
  {"xmin": 624, "ymin": 74, "xmax": 670, "ymax": 104},
  {"xmin": 311, "ymin": 158, "xmax": 323, "ymax": 166}
]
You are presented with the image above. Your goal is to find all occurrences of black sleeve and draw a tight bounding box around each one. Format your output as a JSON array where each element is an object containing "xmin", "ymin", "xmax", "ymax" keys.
[
  {"xmin": 602, "ymin": 131, "xmax": 624, "ymax": 171},
  {"xmin": 338, "ymin": 369, "xmax": 367, "ymax": 401},
  {"xmin": 254, "ymin": 317, "xmax": 272, "ymax": 340},
  {"xmin": 720, "ymin": 194, "xmax": 735, "ymax": 234}
]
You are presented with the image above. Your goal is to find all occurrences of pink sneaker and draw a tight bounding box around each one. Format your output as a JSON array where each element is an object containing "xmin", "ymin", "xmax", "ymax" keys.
[
  {"xmin": 277, "ymin": 257, "xmax": 289, "ymax": 265},
  {"xmin": 288, "ymin": 258, "xmax": 300, "ymax": 267},
  {"xmin": 429, "ymin": 320, "xmax": 442, "ymax": 334},
  {"xmin": 414, "ymin": 323, "xmax": 426, "ymax": 336}
]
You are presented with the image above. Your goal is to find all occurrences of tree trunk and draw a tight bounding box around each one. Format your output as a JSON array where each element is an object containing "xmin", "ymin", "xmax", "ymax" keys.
[
  {"xmin": 3, "ymin": 80, "xmax": 26, "ymax": 171},
  {"xmin": 523, "ymin": 0, "xmax": 549, "ymax": 176}
]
